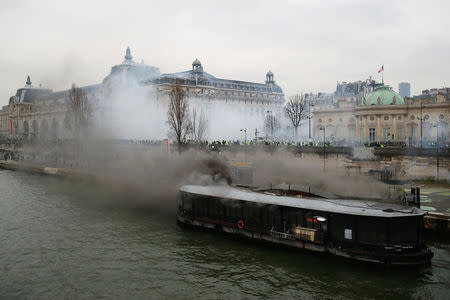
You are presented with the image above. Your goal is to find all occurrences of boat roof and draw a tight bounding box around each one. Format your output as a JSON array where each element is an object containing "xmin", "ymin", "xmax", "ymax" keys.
[{"xmin": 180, "ymin": 185, "xmax": 425, "ymax": 218}]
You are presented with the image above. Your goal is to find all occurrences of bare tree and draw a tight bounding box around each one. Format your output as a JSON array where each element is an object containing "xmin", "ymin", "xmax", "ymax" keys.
[
  {"xmin": 284, "ymin": 93, "xmax": 307, "ymax": 139},
  {"xmin": 167, "ymin": 83, "xmax": 191, "ymax": 149},
  {"xmin": 67, "ymin": 84, "xmax": 91, "ymax": 139},
  {"xmin": 264, "ymin": 114, "xmax": 280, "ymax": 139},
  {"xmin": 190, "ymin": 107, "xmax": 208, "ymax": 142}
]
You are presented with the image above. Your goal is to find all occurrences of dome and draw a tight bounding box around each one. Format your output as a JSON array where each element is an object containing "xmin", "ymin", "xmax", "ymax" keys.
[
  {"xmin": 363, "ymin": 85, "xmax": 405, "ymax": 106},
  {"xmin": 266, "ymin": 70, "xmax": 273, "ymax": 76}
]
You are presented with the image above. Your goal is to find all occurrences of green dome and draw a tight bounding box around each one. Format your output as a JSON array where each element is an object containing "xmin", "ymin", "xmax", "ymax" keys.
[{"xmin": 363, "ymin": 85, "xmax": 405, "ymax": 106}]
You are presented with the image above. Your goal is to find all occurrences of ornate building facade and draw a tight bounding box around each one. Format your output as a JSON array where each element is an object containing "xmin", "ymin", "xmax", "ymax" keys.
[
  {"xmin": 0, "ymin": 47, "xmax": 284, "ymax": 139},
  {"xmin": 312, "ymin": 84, "xmax": 449, "ymax": 146}
]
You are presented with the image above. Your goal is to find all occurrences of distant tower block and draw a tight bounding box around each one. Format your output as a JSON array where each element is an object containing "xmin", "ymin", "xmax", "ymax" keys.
[{"xmin": 399, "ymin": 82, "xmax": 411, "ymax": 98}]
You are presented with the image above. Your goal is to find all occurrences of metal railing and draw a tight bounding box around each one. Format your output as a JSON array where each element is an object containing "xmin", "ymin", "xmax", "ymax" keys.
[{"xmin": 269, "ymin": 227, "xmax": 296, "ymax": 240}]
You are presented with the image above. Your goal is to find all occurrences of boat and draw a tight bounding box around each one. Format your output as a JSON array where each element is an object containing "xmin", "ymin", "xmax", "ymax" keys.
[{"xmin": 177, "ymin": 184, "xmax": 433, "ymax": 266}]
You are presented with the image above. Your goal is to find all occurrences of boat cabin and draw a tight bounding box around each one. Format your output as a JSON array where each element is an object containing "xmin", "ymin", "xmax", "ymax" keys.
[{"xmin": 178, "ymin": 185, "xmax": 426, "ymax": 253}]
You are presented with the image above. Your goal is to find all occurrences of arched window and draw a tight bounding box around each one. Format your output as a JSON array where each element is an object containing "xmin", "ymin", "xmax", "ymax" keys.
[
  {"xmin": 51, "ymin": 119, "xmax": 59, "ymax": 139},
  {"xmin": 40, "ymin": 120, "xmax": 49, "ymax": 139},
  {"xmin": 32, "ymin": 120, "xmax": 38, "ymax": 137},
  {"xmin": 23, "ymin": 121, "xmax": 29, "ymax": 137}
]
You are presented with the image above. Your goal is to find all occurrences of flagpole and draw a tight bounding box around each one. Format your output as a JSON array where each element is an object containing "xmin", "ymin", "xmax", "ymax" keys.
[{"xmin": 382, "ymin": 65, "xmax": 384, "ymax": 84}]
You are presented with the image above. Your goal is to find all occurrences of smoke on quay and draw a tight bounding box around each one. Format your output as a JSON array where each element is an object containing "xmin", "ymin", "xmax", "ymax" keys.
[{"xmin": 19, "ymin": 76, "xmax": 398, "ymax": 213}]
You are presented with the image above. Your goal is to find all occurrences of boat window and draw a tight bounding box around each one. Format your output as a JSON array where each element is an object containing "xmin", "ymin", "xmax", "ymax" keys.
[
  {"xmin": 208, "ymin": 197, "xmax": 221, "ymax": 218},
  {"xmin": 252, "ymin": 205, "xmax": 262, "ymax": 225},
  {"xmin": 389, "ymin": 217, "xmax": 418, "ymax": 244},
  {"xmin": 233, "ymin": 201, "xmax": 242, "ymax": 219},
  {"xmin": 197, "ymin": 196, "xmax": 209, "ymax": 217},
  {"xmin": 357, "ymin": 217, "xmax": 387, "ymax": 244},
  {"xmin": 288, "ymin": 209, "xmax": 298, "ymax": 226},
  {"xmin": 260, "ymin": 205, "xmax": 268, "ymax": 226},
  {"xmin": 305, "ymin": 212, "xmax": 321, "ymax": 230},
  {"xmin": 224, "ymin": 201, "xmax": 233, "ymax": 218},
  {"xmin": 329, "ymin": 214, "xmax": 355, "ymax": 242},
  {"xmin": 243, "ymin": 202, "xmax": 260, "ymax": 226},
  {"xmin": 223, "ymin": 199, "xmax": 241, "ymax": 219},
  {"xmin": 243, "ymin": 203, "xmax": 251, "ymax": 219},
  {"xmin": 182, "ymin": 193, "xmax": 192, "ymax": 211},
  {"xmin": 272, "ymin": 205, "xmax": 282, "ymax": 229},
  {"xmin": 196, "ymin": 197, "xmax": 205, "ymax": 217}
]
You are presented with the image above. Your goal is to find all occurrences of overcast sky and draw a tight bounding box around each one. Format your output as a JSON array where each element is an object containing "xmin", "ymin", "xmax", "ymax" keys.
[{"xmin": 1, "ymin": 0, "xmax": 449, "ymax": 105}]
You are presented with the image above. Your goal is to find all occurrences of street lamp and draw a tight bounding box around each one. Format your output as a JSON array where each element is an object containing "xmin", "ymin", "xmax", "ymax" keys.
[
  {"xmin": 433, "ymin": 125, "xmax": 439, "ymax": 181},
  {"xmin": 254, "ymin": 128, "xmax": 259, "ymax": 142},
  {"xmin": 240, "ymin": 128, "xmax": 247, "ymax": 144},
  {"xmin": 308, "ymin": 103, "xmax": 315, "ymax": 140},
  {"xmin": 319, "ymin": 127, "xmax": 325, "ymax": 171},
  {"xmin": 419, "ymin": 103, "xmax": 424, "ymax": 148},
  {"xmin": 240, "ymin": 128, "xmax": 247, "ymax": 163},
  {"xmin": 266, "ymin": 110, "xmax": 273, "ymax": 139}
]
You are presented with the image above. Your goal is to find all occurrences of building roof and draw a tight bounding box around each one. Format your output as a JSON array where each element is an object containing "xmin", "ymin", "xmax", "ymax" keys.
[
  {"xmin": 156, "ymin": 69, "xmax": 283, "ymax": 93},
  {"xmin": 180, "ymin": 185, "xmax": 424, "ymax": 218},
  {"xmin": 363, "ymin": 85, "xmax": 405, "ymax": 106}
]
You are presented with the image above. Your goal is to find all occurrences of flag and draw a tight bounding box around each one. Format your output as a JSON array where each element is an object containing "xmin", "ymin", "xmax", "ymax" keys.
[{"xmin": 378, "ymin": 65, "xmax": 384, "ymax": 73}]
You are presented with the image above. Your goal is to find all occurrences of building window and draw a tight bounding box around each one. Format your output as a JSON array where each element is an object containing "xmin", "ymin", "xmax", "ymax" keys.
[
  {"xmin": 360, "ymin": 127, "xmax": 363, "ymax": 142},
  {"xmin": 410, "ymin": 115, "xmax": 415, "ymax": 120},
  {"xmin": 383, "ymin": 128, "xmax": 390, "ymax": 140},
  {"xmin": 384, "ymin": 116, "xmax": 389, "ymax": 121},
  {"xmin": 370, "ymin": 116, "xmax": 374, "ymax": 121},
  {"xmin": 397, "ymin": 127, "xmax": 403, "ymax": 141},
  {"xmin": 369, "ymin": 128, "xmax": 376, "ymax": 142},
  {"xmin": 409, "ymin": 126, "xmax": 415, "ymax": 139},
  {"xmin": 398, "ymin": 116, "xmax": 402, "ymax": 121}
]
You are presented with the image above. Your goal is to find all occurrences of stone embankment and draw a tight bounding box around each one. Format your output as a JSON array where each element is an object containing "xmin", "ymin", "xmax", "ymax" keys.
[
  {"xmin": 424, "ymin": 212, "xmax": 450, "ymax": 237},
  {"xmin": 0, "ymin": 161, "xmax": 95, "ymax": 181}
]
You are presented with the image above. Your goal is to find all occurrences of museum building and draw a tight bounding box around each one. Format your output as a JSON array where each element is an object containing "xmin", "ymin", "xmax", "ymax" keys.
[{"xmin": 0, "ymin": 48, "xmax": 284, "ymax": 138}]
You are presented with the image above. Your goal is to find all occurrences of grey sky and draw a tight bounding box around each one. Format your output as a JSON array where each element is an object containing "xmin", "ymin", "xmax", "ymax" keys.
[{"xmin": 1, "ymin": 0, "xmax": 449, "ymax": 105}]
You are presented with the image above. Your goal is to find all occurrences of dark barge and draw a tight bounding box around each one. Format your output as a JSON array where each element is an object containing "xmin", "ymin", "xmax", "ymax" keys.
[{"xmin": 177, "ymin": 185, "xmax": 433, "ymax": 266}]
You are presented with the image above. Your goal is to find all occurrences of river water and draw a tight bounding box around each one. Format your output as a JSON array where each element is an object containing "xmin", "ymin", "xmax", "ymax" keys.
[{"xmin": 1, "ymin": 170, "xmax": 449, "ymax": 299}]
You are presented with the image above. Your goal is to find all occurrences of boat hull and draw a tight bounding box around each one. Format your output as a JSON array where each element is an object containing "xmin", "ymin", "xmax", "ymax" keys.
[{"xmin": 177, "ymin": 214, "xmax": 434, "ymax": 266}]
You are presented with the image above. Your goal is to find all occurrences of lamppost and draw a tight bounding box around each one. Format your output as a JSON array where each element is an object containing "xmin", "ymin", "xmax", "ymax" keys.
[
  {"xmin": 240, "ymin": 128, "xmax": 247, "ymax": 144},
  {"xmin": 240, "ymin": 128, "xmax": 247, "ymax": 163},
  {"xmin": 266, "ymin": 110, "xmax": 273, "ymax": 139},
  {"xmin": 308, "ymin": 103, "xmax": 315, "ymax": 140},
  {"xmin": 419, "ymin": 103, "xmax": 424, "ymax": 148},
  {"xmin": 254, "ymin": 128, "xmax": 259, "ymax": 142},
  {"xmin": 433, "ymin": 125, "xmax": 439, "ymax": 181},
  {"xmin": 320, "ymin": 127, "xmax": 325, "ymax": 171}
]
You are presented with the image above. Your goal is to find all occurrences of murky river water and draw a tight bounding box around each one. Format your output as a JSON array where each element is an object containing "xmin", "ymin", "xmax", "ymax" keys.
[{"xmin": 1, "ymin": 170, "xmax": 449, "ymax": 299}]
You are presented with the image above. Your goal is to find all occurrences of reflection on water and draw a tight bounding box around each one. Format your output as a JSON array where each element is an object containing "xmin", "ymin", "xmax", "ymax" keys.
[{"xmin": 0, "ymin": 170, "xmax": 449, "ymax": 299}]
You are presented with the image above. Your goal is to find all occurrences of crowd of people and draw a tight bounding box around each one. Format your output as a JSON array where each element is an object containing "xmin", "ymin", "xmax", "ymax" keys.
[{"xmin": 1, "ymin": 135, "xmax": 448, "ymax": 165}]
